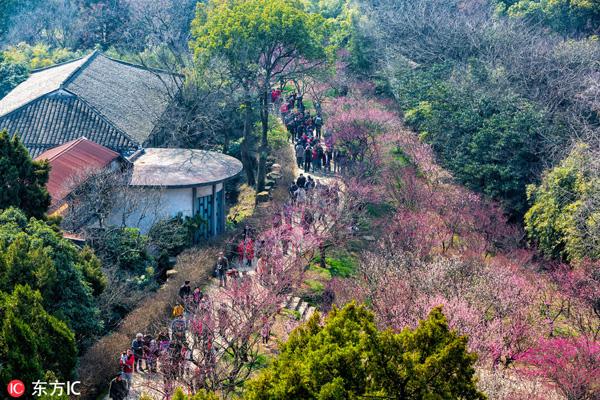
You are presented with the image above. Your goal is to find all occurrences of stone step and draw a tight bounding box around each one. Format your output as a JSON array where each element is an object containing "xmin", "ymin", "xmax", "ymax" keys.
[
  {"xmin": 305, "ymin": 306, "xmax": 316, "ymax": 320},
  {"xmin": 284, "ymin": 295, "xmax": 293, "ymax": 309},
  {"xmin": 298, "ymin": 301, "xmax": 308, "ymax": 318},
  {"xmin": 289, "ymin": 296, "xmax": 301, "ymax": 312}
]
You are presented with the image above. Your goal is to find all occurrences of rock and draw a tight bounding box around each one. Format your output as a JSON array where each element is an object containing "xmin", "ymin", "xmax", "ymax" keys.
[
  {"xmin": 271, "ymin": 163, "xmax": 281, "ymax": 170},
  {"xmin": 265, "ymin": 179, "xmax": 277, "ymax": 189},
  {"xmin": 256, "ymin": 191, "xmax": 271, "ymax": 203},
  {"xmin": 166, "ymin": 270, "xmax": 178, "ymax": 279},
  {"xmin": 363, "ymin": 236, "xmax": 376, "ymax": 241},
  {"xmin": 267, "ymin": 172, "xmax": 281, "ymax": 180}
]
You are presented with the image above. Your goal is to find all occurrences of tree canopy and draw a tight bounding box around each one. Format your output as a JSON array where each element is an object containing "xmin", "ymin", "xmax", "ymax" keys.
[
  {"xmin": 191, "ymin": 0, "xmax": 330, "ymax": 190},
  {"xmin": 0, "ymin": 284, "xmax": 77, "ymax": 390},
  {"xmin": 0, "ymin": 207, "xmax": 103, "ymax": 344},
  {"xmin": 0, "ymin": 130, "xmax": 51, "ymax": 219},
  {"xmin": 525, "ymin": 143, "xmax": 600, "ymax": 261},
  {"xmin": 246, "ymin": 303, "xmax": 485, "ymax": 400}
]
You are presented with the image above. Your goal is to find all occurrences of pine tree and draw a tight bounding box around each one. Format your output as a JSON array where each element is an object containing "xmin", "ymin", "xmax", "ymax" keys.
[
  {"xmin": 0, "ymin": 130, "xmax": 51, "ymax": 219},
  {"xmin": 247, "ymin": 303, "xmax": 486, "ymax": 400}
]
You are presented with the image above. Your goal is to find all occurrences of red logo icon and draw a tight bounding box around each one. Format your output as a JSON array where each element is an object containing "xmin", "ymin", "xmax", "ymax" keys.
[{"xmin": 8, "ymin": 380, "xmax": 25, "ymax": 397}]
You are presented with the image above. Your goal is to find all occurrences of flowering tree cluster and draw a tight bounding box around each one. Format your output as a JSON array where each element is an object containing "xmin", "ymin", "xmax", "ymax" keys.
[
  {"xmin": 322, "ymin": 83, "xmax": 600, "ymax": 399},
  {"xmin": 136, "ymin": 177, "xmax": 371, "ymax": 398}
]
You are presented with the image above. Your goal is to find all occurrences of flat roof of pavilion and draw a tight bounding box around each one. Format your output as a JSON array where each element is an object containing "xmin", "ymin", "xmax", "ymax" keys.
[{"xmin": 130, "ymin": 148, "xmax": 243, "ymax": 188}]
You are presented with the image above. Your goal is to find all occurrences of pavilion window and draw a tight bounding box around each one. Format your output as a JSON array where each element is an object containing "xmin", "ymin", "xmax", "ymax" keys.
[{"xmin": 197, "ymin": 194, "xmax": 213, "ymax": 239}]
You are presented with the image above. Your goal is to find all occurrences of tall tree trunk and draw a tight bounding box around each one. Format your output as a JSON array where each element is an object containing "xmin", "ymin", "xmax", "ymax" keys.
[
  {"xmin": 241, "ymin": 94, "xmax": 256, "ymax": 186},
  {"xmin": 257, "ymin": 90, "xmax": 269, "ymax": 192}
]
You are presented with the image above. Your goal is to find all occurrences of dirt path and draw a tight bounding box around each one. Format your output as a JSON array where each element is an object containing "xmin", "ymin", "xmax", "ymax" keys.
[{"xmin": 106, "ymin": 142, "xmax": 333, "ymax": 400}]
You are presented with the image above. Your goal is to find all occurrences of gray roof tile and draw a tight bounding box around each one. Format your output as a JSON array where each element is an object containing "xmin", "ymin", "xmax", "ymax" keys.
[
  {"xmin": 0, "ymin": 50, "xmax": 180, "ymax": 156},
  {"xmin": 0, "ymin": 94, "xmax": 137, "ymax": 158}
]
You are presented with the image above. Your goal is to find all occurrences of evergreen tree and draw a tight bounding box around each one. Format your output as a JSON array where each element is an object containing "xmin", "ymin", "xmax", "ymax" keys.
[
  {"xmin": 0, "ymin": 207, "xmax": 103, "ymax": 345},
  {"xmin": 247, "ymin": 303, "xmax": 486, "ymax": 400},
  {"xmin": 0, "ymin": 130, "xmax": 51, "ymax": 219},
  {"xmin": 0, "ymin": 285, "xmax": 77, "ymax": 390}
]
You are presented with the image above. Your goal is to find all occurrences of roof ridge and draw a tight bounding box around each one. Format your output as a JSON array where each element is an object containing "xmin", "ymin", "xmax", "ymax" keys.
[
  {"xmin": 61, "ymin": 50, "xmax": 99, "ymax": 89},
  {"xmin": 30, "ymin": 52, "xmax": 92, "ymax": 73},
  {"xmin": 95, "ymin": 52, "xmax": 184, "ymax": 78},
  {"xmin": 44, "ymin": 138, "xmax": 86, "ymax": 161}
]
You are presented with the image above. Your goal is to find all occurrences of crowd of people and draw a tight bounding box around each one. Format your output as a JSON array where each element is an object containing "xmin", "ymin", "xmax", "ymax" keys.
[
  {"xmin": 279, "ymin": 90, "xmax": 345, "ymax": 174},
  {"xmin": 110, "ymin": 88, "xmax": 332, "ymax": 400},
  {"xmin": 110, "ymin": 281, "xmax": 208, "ymax": 399}
]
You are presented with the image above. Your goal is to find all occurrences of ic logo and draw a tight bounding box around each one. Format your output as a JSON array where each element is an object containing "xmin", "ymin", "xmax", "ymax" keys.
[{"xmin": 8, "ymin": 380, "xmax": 25, "ymax": 397}]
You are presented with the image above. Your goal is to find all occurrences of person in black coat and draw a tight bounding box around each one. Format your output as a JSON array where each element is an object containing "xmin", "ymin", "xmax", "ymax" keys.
[
  {"xmin": 304, "ymin": 147, "xmax": 312, "ymax": 173},
  {"xmin": 109, "ymin": 373, "xmax": 128, "ymax": 400},
  {"xmin": 243, "ymin": 225, "xmax": 254, "ymax": 239},
  {"xmin": 296, "ymin": 174, "xmax": 306, "ymax": 188},
  {"xmin": 289, "ymin": 182, "xmax": 299, "ymax": 201},
  {"xmin": 178, "ymin": 280, "xmax": 191, "ymax": 300}
]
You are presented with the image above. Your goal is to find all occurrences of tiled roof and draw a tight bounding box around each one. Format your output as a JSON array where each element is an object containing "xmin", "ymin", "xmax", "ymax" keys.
[
  {"xmin": 62, "ymin": 52, "xmax": 177, "ymax": 144},
  {"xmin": 34, "ymin": 138, "xmax": 120, "ymax": 208},
  {"xmin": 0, "ymin": 50, "xmax": 180, "ymax": 156},
  {"xmin": 0, "ymin": 93, "xmax": 137, "ymax": 158},
  {"xmin": 0, "ymin": 55, "xmax": 91, "ymax": 117}
]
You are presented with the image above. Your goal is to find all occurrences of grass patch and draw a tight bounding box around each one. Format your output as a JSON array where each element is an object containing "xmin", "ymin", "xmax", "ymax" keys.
[
  {"xmin": 305, "ymin": 279, "xmax": 324, "ymax": 292},
  {"xmin": 310, "ymin": 256, "xmax": 357, "ymax": 278},
  {"xmin": 366, "ymin": 202, "xmax": 396, "ymax": 217},
  {"xmin": 280, "ymin": 308, "xmax": 302, "ymax": 320},
  {"xmin": 227, "ymin": 184, "xmax": 256, "ymax": 227}
]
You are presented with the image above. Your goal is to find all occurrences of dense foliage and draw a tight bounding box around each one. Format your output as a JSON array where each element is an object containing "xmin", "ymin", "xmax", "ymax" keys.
[
  {"xmin": 0, "ymin": 207, "xmax": 103, "ymax": 344},
  {"xmin": 497, "ymin": 0, "xmax": 600, "ymax": 35},
  {"xmin": 0, "ymin": 130, "xmax": 51, "ymax": 219},
  {"xmin": 247, "ymin": 303, "xmax": 485, "ymax": 400},
  {"xmin": 0, "ymin": 284, "xmax": 78, "ymax": 391},
  {"xmin": 525, "ymin": 143, "xmax": 600, "ymax": 261}
]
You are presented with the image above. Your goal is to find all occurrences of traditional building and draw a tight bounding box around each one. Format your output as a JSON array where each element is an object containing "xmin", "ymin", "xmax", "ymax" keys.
[
  {"xmin": 128, "ymin": 148, "xmax": 243, "ymax": 238},
  {"xmin": 0, "ymin": 50, "xmax": 179, "ymax": 157},
  {"xmin": 35, "ymin": 139, "xmax": 243, "ymax": 239},
  {"xmin": 34, "ymin": 137, "xmax": 125, "ymax": 215}
]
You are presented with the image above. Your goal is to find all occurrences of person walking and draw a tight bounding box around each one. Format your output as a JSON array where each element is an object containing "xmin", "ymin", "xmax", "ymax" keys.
[
  {"xmin": 304, "ymin": 146, "xmax": 312, "ymax": 173},
  {"xmin": 280, "ymin": 101, "xmax": 288, "ymax": 118},
  {"xmin": 120, "ymin": 349, "xmax": 135, "ymax": 390},
  {"xmin": 261, "ymin": 317, "xmax": 272, "ymax": 348},
  {"xmin": 179, "ymin": 280, "xmax": 191, "ymax": 301},
  {"xmin": 217, "ymin": 252, "xmax": 229, "ymax": 288},
  {"xmin": 109, "ymin": 372, "xmax": 128, "ymax": 400},
  {"xmin": 289, "ymin": 181, "xmax": 299, "ymax": 202},
  {"xmin": 193, "ymin": 287, "xmax": 203, "ymax": 306},
  {"xmin": 316, "ymin": 143, "xmax": 324, "ymax": 171},
  {"xmin": 314, "ymin": 114, "xmax": 323, "ymax": 139},
  {"xmin": 245, "ymin": 238, "xmax": 254, "ymax": 267},
  {"xmin": 243, "ymin": 225, "xmax": 254, "ymax": 239},
  {"xmin": 296, "ymin": 174, "xmax": 306, "ymax": 188},
  {"xmin": 295, "ymin": 142, "xmax": 305, "ymax": 168},
  {"xmin": 295, "ymin": 186, "xmax": 307, "ymax": 206},
  {"xmin": 173, "ymin": 303, "xmax": 184, "ymax": 317},
  {"xmin": 171, "ymin": 314, "xmax": 187, "ymax": 343},
  {"xmin": 132, "ymin": 333, "xmax": 145, "ymax": 372}
]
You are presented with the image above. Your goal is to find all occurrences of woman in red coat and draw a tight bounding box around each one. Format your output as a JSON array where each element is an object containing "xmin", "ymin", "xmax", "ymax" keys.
[
  {"xmin": 245, "ymin": 239, "xmax": 254, "ymax": 267},
  {"xmin": 238, "ymin": 241, "xmax": 245, "ymax": 265}
]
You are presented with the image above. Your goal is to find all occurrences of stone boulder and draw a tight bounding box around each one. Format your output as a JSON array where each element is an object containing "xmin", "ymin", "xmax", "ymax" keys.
[
  {"xmin": 256, "ymin": 191, "xmax": 271, "ymax": 203},
  {"xmin": 265, "ymin": 180, "xmax": 276, "ymax": 190},
  {"xmin": 267, "ymin": 172, "xmax": 281, "ymax": 181}
]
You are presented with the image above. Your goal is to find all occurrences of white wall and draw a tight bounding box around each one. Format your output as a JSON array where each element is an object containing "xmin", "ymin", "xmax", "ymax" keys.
[
  {"xmin": 163, "ymin": 187, "xmax": 194, "ymax": 217},
  {"xmin": 107, "ymin": 187, "xmax": 194, "ymax": 235}
]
